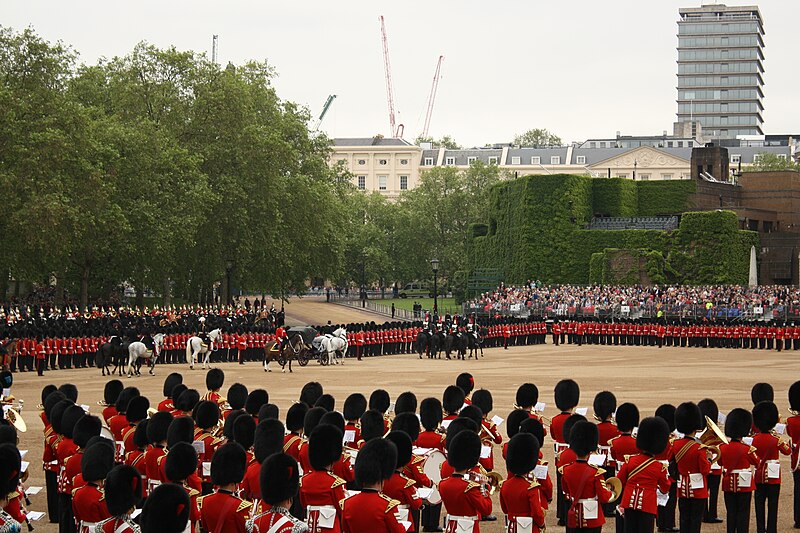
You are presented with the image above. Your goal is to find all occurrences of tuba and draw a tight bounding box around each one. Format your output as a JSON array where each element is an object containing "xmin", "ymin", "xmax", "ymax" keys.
[
  {"xmin": 605, "ymin": 477, "xmax": 623, "ymax": 502},
  {"xmin": 5, "ymin": 408, "xmax": 27, "ymax": 433},
  {"xmin": 699, "ymin": 415, "xmax": 727, "ymax": 463}
]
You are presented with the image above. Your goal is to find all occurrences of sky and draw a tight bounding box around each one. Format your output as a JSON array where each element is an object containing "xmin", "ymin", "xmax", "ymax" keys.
[{"xmin": 3, "ymin": 1, "xmax": 796, "ymax": 148}]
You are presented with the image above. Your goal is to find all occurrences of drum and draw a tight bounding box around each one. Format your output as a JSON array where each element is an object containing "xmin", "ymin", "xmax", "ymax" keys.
[{"xmin": 422, "ymin": 450, "xmax": 446, "ymax": 505}]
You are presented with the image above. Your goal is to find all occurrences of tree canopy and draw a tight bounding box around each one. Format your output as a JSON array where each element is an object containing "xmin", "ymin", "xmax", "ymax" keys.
[
  {"xmin": 750, "ymin": 152, "xmax": 800, "ymax": 172},
  {"xmin": 513, "ymin": 128, "xmax": 562, "ymax": 148}
]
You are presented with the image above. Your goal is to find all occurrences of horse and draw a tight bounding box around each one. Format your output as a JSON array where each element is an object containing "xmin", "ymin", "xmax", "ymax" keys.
[
  {"xmin": 186, "ymin": 329, "xmax": 222, "ymax": 369},
  {"xmin": 467, "ymin": 330, "xmax": 484, "ymax": 359},
  {"xmin": 319, "ymin": 328, "xmax": 348, "ymax": 366},
  {"xmin": 445, "ymin": 332, "xmax": 468, "ymax": 360},
  {"xmin": 126, "ymin": 335, "xmax": 159, "ymax": 377},
  {"xmin": 96, "ymin": 336, "xmax": 126, "ymax": 376},
  {"xmin": 0, "ymin": 340, "xmax": 18, "ymax": 371},
  {"xmin": 415, "ymin": 330, "xmax": 440, "ymax": 359},
  {"xmin": 263, "ymin": 333, "xmax": 309, "ymax": 373}
]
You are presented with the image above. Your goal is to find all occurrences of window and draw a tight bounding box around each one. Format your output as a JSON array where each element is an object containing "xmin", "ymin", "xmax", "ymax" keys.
[
  {"xmin": 378, "ymin": 159, "xmax": 388, "ymax": 165},
  {"xmin": 550, "ymin": 156, "xmax": 560, "ymax": 165},
  {"xmin": 661, "ymin": 173, "xmax": 673, "ymax": 180},
  {"xmin": 357, "ymin": 159, "xmax": 366, "ymax": 165},
  {"xmin": 589, "ymin": 142, "xmax": 596, "ymax": 148},
  {"xmin": 616, "ymin": 173, "xmax": 629, "ymax": 179},
  {"xmin": 730, "ymin": 154, "xmax": 741, "ymax": 164},
  {"xmin": 511, "ymin": 156, "xmax": 521, "ymax": 165},
  {"xmin": 378, "ymin": 176, "xmax": 387, "ymax": 190},
  {"xmin": 639, "ymin": 174, "xmax": 650, "ymax": 181},
  {"xmin": 357, "ymin": 176, "xmax": 366, "ymax": 190},
  {"xmin": 778, "ymin": 154, "xmax": 787, "ymax": 161},
  {"xmin": 399, "ymin": 159, "xmax": 409, "ymax": 165},
  {"xmin": 424, "ymin": 157, "xmax": 434, "ymax": 166},
  {"xmin": 399, "ymin": 176, "xmax": 408, "ymax": 190},
  {"xmin": 445, "ymin": 157, "xmax": 456, "ymax": 166},
  {"xmin": 576, "ymin": 155, "xmax": 586, "ymax": 165},
  {"xmin": 488, "ymin": 156, "xmax": 498, "ymax": 165},
  {"xmin": 677, "ymin": 141, "xmax": 684, "ymax": 148},
  {"xmin": 467, "ymin": 156, "xmax": 477, "ymax": 164},
  {"xmin": 753, "ymin": 154, "xmax": 762, "ymax": 164},
  {"xmin": 530, "ymin": 156, "xmax": 541, "ymax": 165}
]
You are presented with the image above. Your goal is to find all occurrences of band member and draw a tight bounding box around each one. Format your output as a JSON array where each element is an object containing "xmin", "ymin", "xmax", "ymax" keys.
[
  {"xmin": 439, "ymin": 431, "xmax": 493, "ymax": 533},
  {"xmin": 285, "ymin": 403, "xmax": 309, "ymax": 462},
  {"xmin": 395, "ymin": 392, "xmax": 418, "ymax": 415},
  {"xmin": 202, "ymin": 368, "xmax": 226, "ymax": 405},
  {"xmin": 158, "ymin": 373, "xmax": 183, "ymax": 412},
  {"xmin": 164, "ymin": 442, "xmax": 202, "ymax": 531},
  {"xmin": 593, "ymin": 391, "xmax": 619, "ymax": 518},
  {"xmin": 94, "ymin": 465, "xmax": 144, "ymax": 533},
  {"xmin": 247, "ymin": 453, "xmax": 309, "ymax": 533},
  {"xmin": 370, "ymin": 389, "xmax": 392, "ymax": 432},
  {"xmin": 442, "ymin": 386, "xmax": 465, "ymax": 422},
  {"xmin": 697, "ymin": 398, "xmax": 724, "ymax": 525},
  {"xmin": 342, "ymin": 438, "xmax": 405, "ymax": 533},
  {"xmin": 718, "ymin": 408, "xmax": 760, "ymax": 533},
  {"xmin": 0, "ymin": 444, "xmax": 22, "ymax": 532},
  {"xmin": 552, "ymin": 379, "xmax": 580, "ymax": 526},
  {"xmin": 144, "ymin": 411, "xmax": 172, "ymax": 492},
  {"xmin": 343, "ymin": 394, "xmax": 367, "ymax": 449},
  {"xmin": 472, "ymin": 389, "xmax": 503, "ymax": 473},
  {"xmin": 673, "ymin": 402, "xmax": 711, "ymax": 533},
  {"xmin": 417, "ymin": 398, "xmax": 447, "ymax": 451},
  {"xmin": 140, "ymin": 483, "xmax": 191, "ymax": 533},
  {"xmin": 654, "ymin": 404, "xmax": 678, "ymax": 533},
  {"xmin": 243, "ymin": 419, "xmax": 286, "ymax": 501},
  {"xmin": 617, "ymin": 417, "xmax": 672, "ymax": 533},
  {"xmin": 102, "ymin": 380, "xmax": 124, "ymax": 423},
  {"xmin": 122, "ymin": 396, "xmax": 150, "ymax": 454},
  {"xmin": 72, "ymin": 438, "xmax": 115, "ymax": 532},
  {"xmin": 384, "ymin": 431, "xmax": 423, "ymax": 532},
  {"xmin": 513, "ymin": 383, "xmax": 548, "ymax": 435},
  {"xmin": 517, "ymin": 418, "xmax": 553, "ymax": 508},
  {"xmin": 198, "ymin": 442, "xmax": 252, "ymax": 532},
  {"xmin": 300, "ymin": 424, "xmax": 347, "ymax": 533},
  {"xmin": 226, "ymin": 383, "xmax": 249, "ymax": 420},
  {"xmin": 501, "ymin": 432, "xmax": 546, "ymax": 533},
  {"xmin": 787, "ymin": 382, "xmax": 800, "ymax": 529},
  {"xmin": 125, "ymin": 420, "xmax": 149, "ymax": 477},
  {"xmin": 108, "ymin": 388, "xmax": 140, "ymax": 442},
  {"xmin": 456, "ymin": 373, "xmax": 475, "ymax": 404},
  {"xmin": 751, "ymin": 401, "xmax": 791, "ymax": 533}
]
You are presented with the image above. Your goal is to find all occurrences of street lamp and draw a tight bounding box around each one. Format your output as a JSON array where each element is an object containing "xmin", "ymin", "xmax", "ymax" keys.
[
  {"xmin": 430, "ymin": 258, "xmax": 440, "ymax": 318},
  {"xmin": 225, "ymin": 259, "xmax": 234, "ymax": 306},
  {"xmin": 633, "ymin": 160, "xmax": 638, "ymax": 181}
]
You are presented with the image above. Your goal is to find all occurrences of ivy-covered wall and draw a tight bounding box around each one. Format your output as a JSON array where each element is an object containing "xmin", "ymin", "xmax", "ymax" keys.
[{"xmin": 467, "ymin": 174, "xmax": 756, "ymax": 285}]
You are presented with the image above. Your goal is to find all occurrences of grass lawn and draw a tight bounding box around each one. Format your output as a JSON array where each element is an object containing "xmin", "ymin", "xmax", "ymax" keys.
[{"xmin": 388, "ymin": 297, "xmax": 460, "ymax": 314}]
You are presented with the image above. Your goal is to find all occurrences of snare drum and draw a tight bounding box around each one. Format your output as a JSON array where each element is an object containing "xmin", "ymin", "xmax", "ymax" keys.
[{"xmin": 422, "ymin": 450, "xmax": 446, "ymax": 505}]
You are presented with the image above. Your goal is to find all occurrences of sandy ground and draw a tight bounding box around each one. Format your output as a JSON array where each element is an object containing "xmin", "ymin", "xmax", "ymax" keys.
[{"xmin": 9, "ymin": 298, "xmax": 800, "ymax": 532}]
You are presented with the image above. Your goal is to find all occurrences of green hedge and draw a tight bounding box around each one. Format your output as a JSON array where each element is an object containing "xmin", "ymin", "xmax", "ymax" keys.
[
  {"xmin": 591, "ymin": 179, "xmax": 638, "ymax": 217},
  {"xmin": 637, "ymin": 179, "xmax": 696, "ymax": 215},
  {"xmin": 589, "ymin": 253, "xmax": 604, "ymax": 283}
]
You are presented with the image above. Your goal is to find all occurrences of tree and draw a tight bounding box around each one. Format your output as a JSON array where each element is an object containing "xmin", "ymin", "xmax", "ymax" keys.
[
  {"xmin": 414, "ymin": 134, "xmax": 462, "ymax": 149},
  {"xmin": 750, "ymin": 152, "xmax": 800, "ymax": 172},
  {"xmin": 513, "ymin": 128, "xmax": 562, "ymax": 148}
]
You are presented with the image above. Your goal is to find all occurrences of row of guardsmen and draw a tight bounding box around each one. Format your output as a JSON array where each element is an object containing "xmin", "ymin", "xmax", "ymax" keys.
[{"xmin": 6, "ymin": 370, "xmax": 799, "ymax": 533}]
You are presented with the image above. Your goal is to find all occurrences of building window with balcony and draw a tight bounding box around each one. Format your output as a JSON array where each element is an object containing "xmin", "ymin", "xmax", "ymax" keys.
[
  {"xmin": 551, "ymin": 156, "xmax": 560, "ymax": 165},
  {"xmin": 357, "ymin": 176, "xmax": 366, "ymax": 190},
  {"xmin": 530, "ymin": 156, "xmax": 541, "ymax": 165},
  {"xmin": 576, "ymin": 155, "xmax": 586, "ymax": 164},
  {"xmin": 511, "ymin": 156, "xmax": 521, "ymax": 165},
  {"xmin": 424, "ymin": 157, "xmax": 434, "ymax": 166},
  {"xmin": 400, "ymin": 175, "xmax": 408, "ymax": 190},
  {"xmin": 445, "ymin": 157, "xmax": 456, "ymax": 166},
  {"xmin": 378, "ymin": 176, "xmax": 387, "ymax": 190}
]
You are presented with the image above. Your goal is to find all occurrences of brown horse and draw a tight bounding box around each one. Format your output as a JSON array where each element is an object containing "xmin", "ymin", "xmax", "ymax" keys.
[
  {"xmin": 0, "ymin": 340, "xmax": 18, "ymax": 371},
  {"xmin": 262, "ymin": 334, "xmax": 310, "ymax": 373}
]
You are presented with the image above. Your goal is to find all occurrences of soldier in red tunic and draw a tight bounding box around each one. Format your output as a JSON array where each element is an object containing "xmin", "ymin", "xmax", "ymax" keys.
[
  {"xmin": 158, "ymin": 373, "xmax": 183, "ymax": 412},
  {"xmin": 501, "ymin": 432, "xmax": 546, "ymax": 533},
  {"xmin": 472, "ymin": 389, "xmax": 502, "ymax": 474},
  {"xmin": 194, "ymin": 400, "xmax": 224, "ymax": 494},
  {"xmin": 143, "ymin": 411, "xmax": 172, "ymax": 493},
  {"xmin": 608, "ymin": 403, "xmax": 639, "ymax": 533},
  {"xmin": 299, "ymin": 425, "xmax": 347, "ymax": 533},
  {"xmin": 94, "ymin": 465, "xmax": 143, "ymax": 533},
  {"xmin": 164, "ymin": 442, "xmax": 202, "ymax": 531},
  {"xmin": 244, "ymin": 419, "xmax": 286, "ymax": 501},
  {"xmin": 672, "ymin": 402, "xmax": 712, "ymax": 533},
  {"xmin": 786, "ymin": 382, "xmax": 800, "ymax": 528},
  {"xmin": 122, "ymin": 396, "xmax": 149, "ymax": 454},
  {"xmin": 198, "ymin": 442, "xmax": 252, "ymax": 532},
  {"xmin": 417, "ymin": 398, "xmax": 446, "ymax": 452},
  {"xmin": 593, "ymin": 391, "xmax": 619, "ymax": 518},
  {"xmin": 72, "ymin": 438, "xmax": 115, "ymax": 532},
  {"xmin": 342, "ymin": 438, "xmax": 405, "ymax": 533},
  {"xmin": 248, "ymin": 453, "xmax": 309, "ymax": 533},
  {"xmin": 101, "ymin": 380, "xmax": 123, "ymax": 424},
  {"xmin": 108, "ymin": 388, "xmax": 140, "ymax": 442},
  {"xmin": 202, "ymin": 368, "xmax": 226, "ymax": 406},
  {"xmin": 140, "ymin": 482, "xmax": 191, "ymax": 533},
  {"xmin": 439, "ymin": 430, "xmax": 492, "ymax": 533},
  {"xmin": 342, "ymin": 394, "xmax": 366, "ymax": 449},
  {"xmin": 384, "ymin": 431, "xmax": 423, "ymax": 532},
  {"xmin": 57, "ymin": 403, "xmax": 85, "ymax": 533},
  {"xmin": 751, "ymin": 401, "xmax": 791, "ymax": 533},
  {"xmin": 226, "ymin": 383, "xmax": 249, "ymax": 421},
  {"xmin": 719, "ymin": 408, "xmax": 760, "ymax": 533},
  {"xmin": 697, "ymin": 398, "xmax": 724, "ymax": 525},
  {"xmin": 617, "ymin": 417, "xmax": 672, "ymax": 533},
  {"xmin": 552, "ymin": 379, "xmax": 580, "ymax": 526},
  {"xmin": 284, "ymin": 404, "xmax": 309, "ymax": 462},
  {"xmin": 0, "ymin": 444, "xmax": 23, "ymax": 532},
  {"xmin": 124, "ymin": 420, "xmax": 148, "ymax": 478}
]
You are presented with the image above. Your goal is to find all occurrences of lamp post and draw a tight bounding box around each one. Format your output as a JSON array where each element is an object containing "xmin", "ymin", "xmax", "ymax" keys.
[
  {"xmin": 430, "ymin": 258, "xmax": 440, "ymax": 318},
  {"xmin": 633, "ymin": 159, "xmax": 637, "ymax": 181},
  {"xmin": 225, "ymin": 259, "xmax": 234, "ymax": 306}
]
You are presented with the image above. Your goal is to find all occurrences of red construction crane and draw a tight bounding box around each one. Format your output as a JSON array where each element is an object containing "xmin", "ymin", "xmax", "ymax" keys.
[
  {"xmin": 379, "ymin": 16, "xmax": 403, "ymax": 138},
  {"xmin": 422, "ymin": 55, "xmax": 444, "ymax": 139}
]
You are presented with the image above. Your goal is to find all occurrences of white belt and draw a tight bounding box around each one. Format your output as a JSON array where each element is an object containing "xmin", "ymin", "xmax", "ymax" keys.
[
  {"xmin": 578, "ymin": 497, "xmax": 598, "ymax": 503},
  {"xmin": 79, "ymin": 522, "xmax": 98, "ymax": 533},
  {"xmin": 447, "ymin": 515, "xmax": 477, "ymax": 522},
  {"xmin": 730, "ymin": 468, "xmax": 753, "ymax": 475},
  {"xmin": 554, "ymin": 442, "xmax": 569, "ymax": 452}
]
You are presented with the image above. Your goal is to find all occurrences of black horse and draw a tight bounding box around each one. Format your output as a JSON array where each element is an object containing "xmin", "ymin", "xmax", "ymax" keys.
[
  {"xmin": 96, "ymin": 336, "xmax": 127, "ymax": 376},
  {"xmin": 416, "ymin": 330, "xmax": 443, "ymax": 359},
  {"xmin": 445, "ymin": 332, "xmax": 468, "ymax": 360}
]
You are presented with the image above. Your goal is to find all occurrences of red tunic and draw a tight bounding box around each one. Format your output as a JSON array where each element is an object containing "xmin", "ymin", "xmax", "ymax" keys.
[
  {"xmin": 283, "ymin": 434, "xmax": 304, "ymax": 462},
  {"xmin": 439, "ymin": 474, "xmax": 492, "ymax": 532},
  {"xmin": 786, "ymin": 415, "xmax": 800, "ymax": 471},
  {"xmin": 94, "ymin": 516, "xmax": 140, "ymax": 532},
  {"xmin": 108, "ymin": 414, "xmax": 129, "ymax": 442},
  {"xmin": 751, "ymin": 432, "xmax": 791, "ymax": 485},
  {"xmin": 719, "ymin": 440, "xmax": 760, "ymax": 493},
  {"xmin": 299, "ymin": 470, "xmax": 347, "ymax": 533},
  {"xmin": 102, "ymin": 406, "xmax": 118, "ymax": 424},
  {"xmin": 561, "ymin": 460, "xmax": 614, "ymax": 529},
  {"xmin": 197, "ymin": 490, "xmax": 252, "ymax": 533},
  {"xmin": 144, "ymin": 446, "xmax": 167, "ymax": 483},
  {"xmin": 342, "ymin": 490, "xmax": 405, "ymax": 533},
  {"xmin": 157, "ymin": 398, "xmax": 174, "ymax": 412},
  {"xmin": 248, "ymin": 508, "xmax": 307, "ymax": 533},
  {"xmin": 382, "ymin": 472, "xmax": 422, "ymax": 531},
  {"xmin": 500, "ymin": 475, "xmax": 546, "ymax": 533},
  {"xmin": 241, "ymin": 461, "xmax": 261, "ymax": 501},
  {"xmin": 672, "ymin": 437, "xmax": 712, "ymax": 499},
  {"xmin": 415, "ymin": 431, "xmax": 446, "ymax": 452},
  {"xmin": 616, "ymin": 454, "xmax": 671, "ymax": 515},
  {"xmin": 403, "ymin": 454, "xmax": 432, "ymax": 488},
  {"xmin": 72, "ymin": 483, "xmax": 111, "ymax": 526},
  {"xmin": 609, "ymin": 433, "xmax": 638, "ymax": 470}
]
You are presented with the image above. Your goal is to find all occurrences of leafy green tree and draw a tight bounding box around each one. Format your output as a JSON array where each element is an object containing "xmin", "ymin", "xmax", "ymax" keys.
[
  {"xmin": 414, "ymin": 134, "xmax": 462, "ymax": 149},
  {"xmin": 750, "ymin": 152, "xmax": 800, "ymax": 172},
  {"xmin": 513, "ymin": 128, "xmax": 562, "ymax": 147}
]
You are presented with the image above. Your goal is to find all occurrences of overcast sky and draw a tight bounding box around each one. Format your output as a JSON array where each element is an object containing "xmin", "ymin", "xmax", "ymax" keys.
[{"xmin": 3, "ymin": 1, "xmax": 796, "ymax": 147}]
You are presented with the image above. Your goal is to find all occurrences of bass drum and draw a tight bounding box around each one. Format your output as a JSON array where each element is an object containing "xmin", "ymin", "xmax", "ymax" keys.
[{"xmin": 422, "ymin": 450, "xmax": 446, "ymax": 505}]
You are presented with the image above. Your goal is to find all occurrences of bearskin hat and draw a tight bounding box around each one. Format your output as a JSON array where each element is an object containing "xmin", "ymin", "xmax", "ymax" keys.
[
  {"xmin": 369, "ymin": 389, "xmax": 390, "ymax": 413},
  {"xmin": 458, "ymin": 405, "xmax": 483, "ymax": 428},
  {"xmin": 50, "ymin": 399, "xmax": 72, "ymax": 435},
  {"xmin": 442, "ymin": 385, "xmax": 465, "ymax": 415},
  {"xmin": 115, "ymin": 387, "xmax": 140, "ymax": 414},
  {"xmin": 0, "ymin": 444, "xmax": 21, "ymax": 496},
  {"xmin": 104, "ymin": 380, "xmax": 124, "ymax": 406},
  {"xmin": 132, "ymin": 419, "xmax": 149, "ymax": 450},
  {"xmin": 82, "ymin": 439, "xmax": 115, "ymax": 482},
  {"xmin": 320, "ymin": 411, "xmax": 345, "ymax": 434},
  {"xmin": 105, "ymin": 465, "xmax": 143, "ymax": 516},
  {"xmin": 167, "ymin": 416, "xmax": 195, "ymax": 447},
  {"xmin": 205, "ymin": 368, "xmax": 225, "ymax": 391},
  {"xmin": 261, "ymin": 453, "xmax": 301, "ymax": 505},
  {"xmin": 58, "ymin": 383, "xmax": 79, "ymax": 403},
  {"xmin": 506, "ymin": 409, "xmax": 530, "ymax": 439},
  {"xmin": 419, "ymin": 398, "xmax": 443, "ymax": 431},
  {"xmin": 126, "ymin": 396, "xmax": 150, "ymax": 424},
  {"xmin": 675, "ymin": 402, "xmax": 704, "ymax": 435},
  {"xmin": 519, "ymin": 417, "xmax": 546, "ymax": 447},
  {"xmin": 359, "ymin": 409, "xmax": 385, "ymax": 442},
  {"xmin": 554, "ymin": 379, "xmax": 580, "ymax": 411},
  {"xmin": 562, "ymin": 414, "xmax": 587, "ymax": 444},
  {"xmin": 165, "ymin": 441, "xmax": 198, "ymax": 482},
  {"xmin": 254, "ymin": 419, "xmax": 286, "ymax": 463},
  {"xmin": 170, "ymin": 384, "xmax": 188, "ymax": 406},
  {"xmin": 175, "ymin": 389, "xmax": 200, "ymax": 414},
  {"xmin": 447, "ymin": 431, "xmax": 481, "ymax": 471},
  {"xmin": 211, "ymin": 442, "xmax": 247, "ymax": 486},
  {"xmin": 615, "ymin": 403, "xmax": 640, "ymax": 433},
  {"xmin": 62, "ymin": 404, "xmax": 86, "ymax": 439},
  {"xmin": 286, "ymin": 403, "xmax": 308, "ymax": 433},
  {"xmin": 751, "ymin": 383, "xmax": 774, "ymax": 405},
  {"xmin": 141, "ymin": 482, "xmax": 190, "ymax": 533},
  {"xmin": 569, "ymin": 420, "xmax": 599, "ymax": 457},
  {"xmin": 40, "ymin": 384, "xmax": 57, "ymax": 406},
  {"xmin": 299, "ymin": 382, "xmax": 323, "ymax": 407},
  {"xmin": 147, "ymin": 411, "xmax": 173, "ymax": 445},
  {"xmin": 246, "ymin": 389, "xmax": 269, "ymax": 416},
  {"xmin": 515, "ymin": 383, "xmax": 539, "ymax": 410},
  {"xmin": 303, "ymin": 406, "xmax": 327, "ymax": 437},
  {"xmin": 395, "ymin": 392, "xmax": 417, "ymax": 415},
  {"xmin": 752, "ymin": 401, "xmax": 779, "ymax": 433},
  {"xmin": 391, "ymin": 413, "xmax": 421, "ymax": 442},
  {"xmin": 233, "ymin": 414, "xmax": 256, "ymax": 450},
  {"xmin": 471, "ymin": 389, "xmax": 493, "ymax": 416},
  {"xmin": 258, "ymin": 404, "xmax": 279, "ymax": 422},
  {"xmin": 593, "ymin": 391, "xmax": 616, "ymax": 422},
  {"xmin": 43, "ymin": 391, "xmax": 66, "ymax": 423},
  {"xmin": 227, "ymin": 383, "xmax": 248, "ymax": 411},
  {"xmin": 636, "ymin": 416, "xmax": 671, "ymax": 456},
  {"xmin": 655, "ymin": 404, "xmax": 677, "ymax": 432},
  {"xmin": 343, "ymin": 393, "xmax": 367, "ymax": 421},
  {"xmin": 0, "ymin": 425, "xmax": 16, "ymax": 446},
  {"xmin": 223, "ymin": 410, "xmax": 246, "ymax": 440},
  {"xmin": 0, "ymin": 371, "xmax": 11, "ymax": 390},
  {"xmin": 354, "ymin": 438, "xmax": 397, "ymax": 486},
  {"xmin": 73, "ymin": 414, "xmax": 101, "ymax": 449},
  {"xmin": 445, "ymin": 417, "xmax": 479, "ymax": 451},
  {"xmin": 194, "ymin": 401, "xmax": 220, "ymax": 430},
  {"xmin": 507, "ymin": 433, "xmax": 540, "ymax": 476},
  {"xmin": 308, "ymin": 424, "xmax": 343, "ymax": 471},
  {"xmin": 385, "ymin": 430, "xmax": 412, "ymax": 469},
  {"xmin": 790, "ymin": 382, "xmax": 800, "ymax": 412},
  {"xmin": 162, "ymin": 373, "xmax": 183, "ymax": 398},
  {"xmin": 456, "ymin": 373, "xmax": 475, "ymax": 396}
]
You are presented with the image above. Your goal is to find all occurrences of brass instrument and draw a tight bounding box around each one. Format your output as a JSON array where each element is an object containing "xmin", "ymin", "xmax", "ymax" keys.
[
  {"xmin": 606, "ymin": 477, "xmax": 623, "ymax": 502},
  {"xmin": 467, "ymin": 470, "xmax": 503, "ymax": 496},
  {"xmin": 5, "ymin": 408, "xmax": 27, "ymax": 433},
  {"xmin": 699, "ymin": 415, "xmax": 727, "ymax": 464},
  {"xmin": 789, "ymin": 408, "xmax": 799, "ymax": 417}
]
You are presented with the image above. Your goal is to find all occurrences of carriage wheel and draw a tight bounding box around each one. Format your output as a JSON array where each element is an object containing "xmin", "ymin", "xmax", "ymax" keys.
[{"xmin": 297, "ymin": 352, "xmax": 309, "ymax": 367}]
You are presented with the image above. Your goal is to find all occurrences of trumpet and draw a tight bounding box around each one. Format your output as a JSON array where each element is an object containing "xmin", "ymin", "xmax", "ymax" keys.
[{"xmin": 466, "ymin": 470, "xmax": 503, "ymax": 496}]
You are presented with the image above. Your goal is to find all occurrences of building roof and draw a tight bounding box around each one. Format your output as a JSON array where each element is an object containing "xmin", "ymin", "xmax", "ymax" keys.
[
  {"xmin": 333, "ymin": 137, "xmax": 413, "ymax": 147},
  {"xmin": 442, "ymin": 149, "xmax": 502, "ymax": 166}
]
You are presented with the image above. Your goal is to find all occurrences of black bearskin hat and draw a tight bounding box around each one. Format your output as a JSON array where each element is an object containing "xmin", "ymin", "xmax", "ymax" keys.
[
  {"xmin": 73, "ymin": 414, "xmax": 101, "ymax": 449},
  {"xmin": 170, "ymin": 385, "xmax": 188, "ymax": 407},
  {"xmin": 445, "ymin": 417, "xmax": 479, "ymax": 451},
  {"xmin": 227, "ymin": 383, "xmax": 248, "ymax": 411},
  {"xmin": 369, "ymin": 389, "xmax": 390, "ymax": 413},
  {"xmin": 147, "ymin": 411, "xmax": 173, "ymax": 445},
  {"xmin": 314, "ymin": 394, "xmax": 335, "ymax": 412},
  {"xmin": 82, "ymin": 439, "xmax": 115, "ymax": 482},
  {"xmin": 554, "ymin": 379, "xmax": 580, "ymax": 411},
  {"xmin": 569, "ymin": 420, "xmax": 599, "ymax": 457},
  {"xmin": 246, "ymin": 389, "xmax": 269, "ymax": 416},
  {"xmin": 126, "ymin": 395, "xmax": 150, "ymax": 424},
  {"xmin": 223, "ymin": 410, "xmax": 246, "ymax": 440},
  {"xmin": 320, "ymin": 411, "xmax": 345, "ymax": 434},
  {"xmin": 385, "ymin": 430, "xmax": 413, "ymax": 468},
  {"xmin": 50, "ymin": 399, "xmax": 72, "ymax": 435},
  {"xmin": 211, "ymin": 442, "xmax": 247, "ymax": 486},
  {"xmin": 562, "ymin": 414, "xmax": 587, "ymax": 444},
  {"xmin": 471, "ymin": 389, "xmax": 493, "ymax": 416},
  {"xmin": 751, "ymin": 383, "xmax": 774, "ymax": 405},
  {"xmin": 308, "ymin": 424, "xmax": 343, "ymax": 471},
  {"xmin": 141, "ymin": 482, "xmax": 190, "ymax": 533},
  {"xmin": 519, "ymin": 417, "xmax": 546, "ymax": 447},
  {"xmin": 175, "ymin": 389, "xmax": 199, "ymax": 413},
  {"xmin": 593, "ymin": 391, "xmax": 616, "ymax": 421},
  {"xmin": 0, "ymin": 444, "xmax": 21, "ymax": 496},
  {"xmin": 507, "ymin": 433, "xmax": 540, "ymax": 476},
  {"xmin": 419, "ymin": 398, "xmax": 443, "ymax": 431},
  {"xmin": 675, "ymin": 402, "xmax": 704, "ymax": 435},
  {"xmin": 299, "ymin": 382, "xmax": 323, "ymax": 407},
  {"xmin": 391, "ymin": 413, "xmax": 421, "ymax": 442},
  {"xmin": 259, "ymin": 404, "xmax": 279, "ymax": 421},
  {"xmin": 205, "ymin": 368, "xmax": 225, "ymax": 391},
  {"xmin": 167, "ymin": 416, "xmax": 195, "ymax": 448},
  {"xmin": 354, "ymin": 438, "xmax": 397, "ymax": 486},
  {"xmin": 636, "ymin": 416, "xmax": 671, "ymax": 456},
  {"xmin": 0, "ymin": 426, "xmax": 16, "ymax": 446},
  {"xmin": 233, "ymin": 414, "xmax": 256, "ymax": 450},
  {"xmin": 261, "ymin": 453, "xmax": 300, "ymax": 505},
  {"xmin": 447, "ymin": 431, "xmax": 481, "ymax": 471},
  {"xmin": 133, "ymin": 419, "xmax": 149, "ymax": 450},
  {"xmin": 515, "ymin": 383, "xmax": 539, "ymax": 410},
  {"xmin": 62, "ymin": 404, "xmax": 86, "ymax": 439},
  {"xmin": 343, "ymin": 393, "xmax": 367, "ymax": 421},
  {"xmin": 59, "ymin": 383, "xmax": 79, "ymax": 403},
  {"xmin": 790, "ymin": 382, "xmax": 800, "ymax": 412},
  {"xmin": 194, "ymin": 400, "xmax": 220, "ymax": 430},
  {"xmin": 115, "ymin": 387, "xmax": 140, "ymax": 414},
  {"xmin": 104, "ymin": 380, "xmax": 124, "ymax": 406},
  {"xmin": 442, "ymin": 385, "xmax": 465, "ymax": 415},
  {"xmin": 359, "ymin": 409, "xmax": 385, "ymax": 442},
  {"xmin": 506, "ymin": 409, "xmax": 530, "ymax": 439},
  {"xmin": 41, "ymin": 384, "xmax": 57, "ymax": 406},
  {"xmin": 395, "ymin": 392, "xmax": 417, "ymax": 415},
  {"xmin": 456, "ymin": 373, "xmax": 475, "ymax": 396},
  {"xmin": 43, "ymin": 391, "xmax": 66, "ymax": 423},
  {"xmin": 655, "ymin": 404, "xmax": 677, "ymax": 433},
  {"xmin": 303, "ymin": 407, "xmax": 327, "ymax": 437},
  {"xmin": 254, "ymin": 419, "xmax": 285, "ymax": 463},
  {"xmin": 162, "ymin": 373, "xmax": 183, "ymax": 398},
  {"xmin": 458, "ymin": 405, "xmax": 483, "ymax": 427},
  {"xmin": 286, "ymin": 403, "xmax": 309, "ymax": 433},
  {"xmin": 105, "ymin": 464, "xmax": 143, "ymax": 515},
  {"xmin": 752, "ymin": 401, "xmax": 779, "ymax": 433},
  {"xmin": 165, "ymin": 442, "xmax": 198, "ymax": 482},
  {"xmin": 615, "ymin": 403, "xmax": 640, "ymax": 433}
]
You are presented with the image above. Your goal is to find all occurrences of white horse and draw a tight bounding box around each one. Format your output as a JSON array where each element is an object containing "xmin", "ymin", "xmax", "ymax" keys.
[
  {"xmin": 126, "ymin": 335, "xmax": 160, "ymax": 377},
  {"xmin": 186, "ymin": 329, "xmax": 222, "ymax": 369},
  {"xmin": 320, "ymin": 328, "xmax": 348, "ymax": 366}
]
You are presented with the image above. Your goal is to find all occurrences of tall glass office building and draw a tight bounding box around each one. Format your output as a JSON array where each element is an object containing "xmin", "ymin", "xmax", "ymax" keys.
[{"xmin": 677, "ymin": 4, "xmax": 765, "ymax": 138}]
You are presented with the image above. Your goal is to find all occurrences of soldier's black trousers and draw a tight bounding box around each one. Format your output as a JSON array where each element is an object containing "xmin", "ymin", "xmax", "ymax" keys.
[
  {"xmin": 794, "ymin": 471, "xmax": 800, "ymax": 527},
  {"xmin": 723, "ymin": 491, "xmax": 751, "ymax": 533},
  {"xmin": 624, "ymin": 509, "xmax": 655, "ymax": 533},
  {"xmin": 678, "ymin": 497, "xmax": 704, "ymax": 533},
  {"xmin": 45, "ymin": 470, "xmax": 58, "ymax": 522},
  {"xmin": 704, "ymin": 473, "xmax": 721, "ymax": 520},
  {"xmin": 754, "ymin": 483, "xmax": 779, "ymax": 533}
]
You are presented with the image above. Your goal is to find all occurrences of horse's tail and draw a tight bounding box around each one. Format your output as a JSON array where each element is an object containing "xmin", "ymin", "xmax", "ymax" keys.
[{"xmin": 185, "ymin": 339, "xmax": 192, "ymax": 362}]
